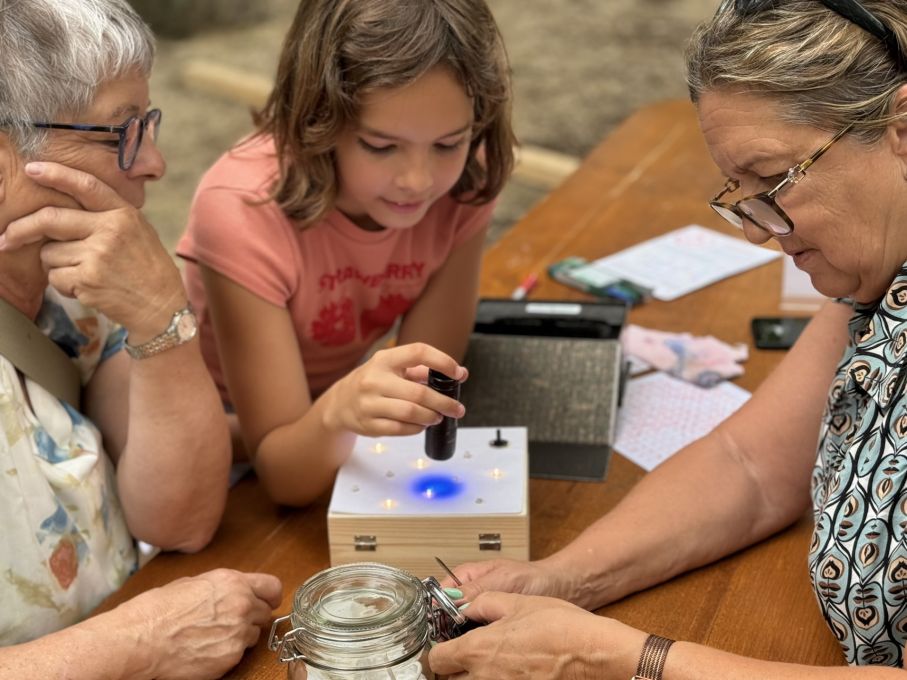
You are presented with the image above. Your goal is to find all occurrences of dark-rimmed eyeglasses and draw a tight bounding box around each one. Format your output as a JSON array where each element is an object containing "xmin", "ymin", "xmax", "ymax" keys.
[
  {"xmin": 27, "ymin": 108, "xmax": 162, "ymax": 171},
  {"xmin": 709, "ymin": 121, "xmax": 855, "ymax": 236}
]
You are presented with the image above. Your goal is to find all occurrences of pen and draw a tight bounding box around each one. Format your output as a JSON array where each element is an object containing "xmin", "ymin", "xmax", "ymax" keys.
[{"xmin": 510, "ymin": 272, "xmax": 538, "ymax": 300}]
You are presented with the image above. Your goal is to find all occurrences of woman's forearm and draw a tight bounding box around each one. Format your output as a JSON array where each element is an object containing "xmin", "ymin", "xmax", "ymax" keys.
[
  {"xmin": 115, "ymin": 338, "xmax": 230, "ymax": 551},
  {"xmin": 542, "ymin": 428, "xmax": 810, "ymax": 610},
  {"xmin": 430, "ymin": 593, "xmax": 891, "ymax": 679},
  {"xmin": 0, "ymin": 610, "xmax": 152, "ymax": 680},
  {"xmin": 543, "ymin": 304, "xmax": 848, "ymax": 609}
]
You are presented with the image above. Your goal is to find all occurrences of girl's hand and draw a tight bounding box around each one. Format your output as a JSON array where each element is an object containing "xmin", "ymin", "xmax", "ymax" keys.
[
  {"xmin": 428, "ymin": 592, "xmax": 646, "ymax": 680},
  {"xmin": 118, "ymin": 569, "xmax": 282, "ymax": 680},
  {"xmin": 322, "ymin": 342, "xmax": 467, "ymax": 437}
]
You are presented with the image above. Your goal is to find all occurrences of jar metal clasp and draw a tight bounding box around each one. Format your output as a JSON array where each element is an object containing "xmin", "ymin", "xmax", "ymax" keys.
[
  {"xmin": 268, "ymin": 614, "xmax": 308, "ymax": 663},
  {"xmin": 422, "ymin": 576, "xmax": 476, "ymax": 642}
]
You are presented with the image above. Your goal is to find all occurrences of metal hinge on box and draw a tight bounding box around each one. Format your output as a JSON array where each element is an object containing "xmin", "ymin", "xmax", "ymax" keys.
[{"xmin": 479, "ymin": 533, "xmax": 501, "ymax": 551}]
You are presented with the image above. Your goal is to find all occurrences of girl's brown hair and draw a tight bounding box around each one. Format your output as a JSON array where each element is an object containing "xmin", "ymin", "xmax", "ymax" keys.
[{"xmin": 254, "ymin": 0, "xmax": 515, "ymax": 227}]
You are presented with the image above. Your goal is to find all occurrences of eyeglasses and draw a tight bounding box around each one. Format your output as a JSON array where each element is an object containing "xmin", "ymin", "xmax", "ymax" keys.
[
  {"xmin": 28, "ymin": 108, "xmax": 162, "ymax": 171},
  {"xmin": 709, "ymin": 121, "xmax": 854, "ymax": 236},
  {"xmin": 718, "ymin": 0, "xmax": 906, "ymax": 72}
]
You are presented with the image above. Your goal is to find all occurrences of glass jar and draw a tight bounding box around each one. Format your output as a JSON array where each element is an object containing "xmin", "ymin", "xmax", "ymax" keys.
[{"xmin": 269, "ymin": 563, "xmax": 472, "ymax": 680}]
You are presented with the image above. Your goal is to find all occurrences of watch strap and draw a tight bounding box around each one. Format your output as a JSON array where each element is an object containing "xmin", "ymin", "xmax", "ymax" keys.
[
  {"xmin": 632, "ymin": 634, "xmax": 674, "ymax": 680},
  {"xmin": 125, "ymin": 305, "xmax": 196, "ymax": 360}
]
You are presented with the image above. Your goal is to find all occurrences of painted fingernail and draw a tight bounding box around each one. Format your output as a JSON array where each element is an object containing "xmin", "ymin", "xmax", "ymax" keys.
[
  {"xmin": 25, "ymin": 162, "xmax": 45, "ymax": 175},
  {"xmin": 458, "ymin": 602, "xmax": 470, "ymax": 611},
  {"xmin": 444, "ymin": 588, "xmax": 463, "ymax": 599}
]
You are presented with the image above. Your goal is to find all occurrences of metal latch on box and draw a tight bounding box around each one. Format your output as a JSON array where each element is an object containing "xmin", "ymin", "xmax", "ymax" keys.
[
  {"xmin": 353, "ymin": 535, "xmax": 378, "ymax": 551},
  {"xmin": 353, "ymin": 533, "xmax": 502, "ymax": 551}
]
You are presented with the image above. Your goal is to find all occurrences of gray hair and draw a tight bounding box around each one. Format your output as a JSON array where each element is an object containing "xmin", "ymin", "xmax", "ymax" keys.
[
  {"xmin": 686, "ymin": 0, "xmax": 907, "ymax": 144},
  {"xmin": 0, "ymin": 0, "xmax": 155, "ymax": 157}
]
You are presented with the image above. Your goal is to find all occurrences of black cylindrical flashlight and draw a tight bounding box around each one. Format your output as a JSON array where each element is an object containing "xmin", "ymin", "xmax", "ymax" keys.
[{"xmin": 424, "ymin": 369, "xmax": 460, "ymax": 460}]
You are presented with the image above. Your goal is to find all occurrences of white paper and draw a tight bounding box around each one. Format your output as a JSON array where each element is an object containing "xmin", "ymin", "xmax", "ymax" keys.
[
  {"xmin": 329, "ymin": 428, "xmax": 527, "ymax": 516},
  {"xmin": 572, "ymin": 224, "xmax": 781, "ymax": 301},
  {"xmin": 613, "ymin": 372, "xmax": 750, "ymax": 471}
]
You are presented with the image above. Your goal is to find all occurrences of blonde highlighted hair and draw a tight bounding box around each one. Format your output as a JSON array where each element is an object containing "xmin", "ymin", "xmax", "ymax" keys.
[
  {"xmin": 686, "ymin": 0, "xmax": 907, "ymax": 143},
  {"xmin": 253, "ymin": 0, "xmax": 515, "ymax": 227}
]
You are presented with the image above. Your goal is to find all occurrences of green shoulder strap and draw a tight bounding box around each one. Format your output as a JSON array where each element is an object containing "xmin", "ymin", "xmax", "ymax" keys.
[{"xmin": 0, "ymin": 296, "xmax": 81, "ymax": 409}]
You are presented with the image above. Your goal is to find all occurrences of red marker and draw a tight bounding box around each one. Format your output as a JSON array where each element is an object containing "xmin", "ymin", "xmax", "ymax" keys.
[{"xmin": 510, "ymin": 273, "xmax": 538, "ymax": 300}]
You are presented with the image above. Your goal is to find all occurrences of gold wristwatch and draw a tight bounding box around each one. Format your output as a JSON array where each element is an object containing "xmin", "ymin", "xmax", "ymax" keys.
[{"xmin": 125, "ymin": 305, "xmax": 198, "ymax": 360}]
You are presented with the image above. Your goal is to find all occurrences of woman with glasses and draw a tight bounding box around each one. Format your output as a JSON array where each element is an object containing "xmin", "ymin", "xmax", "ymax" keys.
[
  {"xmin": 429, "ymin": 1, "xmax": 907, "ymax": 678},
  {"xmin": 0, "ymin": 1, "xmax": 281, "ymax": 677}
]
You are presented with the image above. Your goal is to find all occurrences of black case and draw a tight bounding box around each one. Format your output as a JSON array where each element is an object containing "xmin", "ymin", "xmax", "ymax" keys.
[{"xmin": 459, "ymin": 299, "xmax": 627, "ymax": 482}]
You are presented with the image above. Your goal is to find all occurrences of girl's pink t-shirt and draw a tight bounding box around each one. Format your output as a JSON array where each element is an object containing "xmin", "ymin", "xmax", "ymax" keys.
[{"xmin": 177, "ymin": 135, "xmax": 493, "ymax": 403}]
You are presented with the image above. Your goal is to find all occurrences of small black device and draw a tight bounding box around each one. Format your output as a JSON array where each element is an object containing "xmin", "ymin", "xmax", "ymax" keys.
[
  {"xmin": 751, "ymin": 316, "xmax": 810, "ymax": 350},
  {"xmin": 424, "ymin": 369, "xmax": 460, "ymax": 460}
]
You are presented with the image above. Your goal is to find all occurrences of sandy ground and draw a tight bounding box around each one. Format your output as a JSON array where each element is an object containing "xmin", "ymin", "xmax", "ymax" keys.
[{"xmin": 143, "ymin": 0, "xmax": 719, "ymax": 250}]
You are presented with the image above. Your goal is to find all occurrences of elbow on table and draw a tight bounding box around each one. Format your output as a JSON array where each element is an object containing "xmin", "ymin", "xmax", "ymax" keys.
[
  {"xmin": 124, "ymin": 479, "xmax": 228, "ymax": 553},
  {"xmin": 132, "ymin": 509, "xmax": 223, "ymax": 553},
  {"xmin": 168, "ymin": 524, "xmax": 220, "ymax": 553}
]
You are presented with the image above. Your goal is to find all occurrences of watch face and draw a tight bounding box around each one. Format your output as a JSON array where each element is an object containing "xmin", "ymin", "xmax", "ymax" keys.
[{"xmin": 176, "ymin": 311, "xmax": 198, "ymax": 342}]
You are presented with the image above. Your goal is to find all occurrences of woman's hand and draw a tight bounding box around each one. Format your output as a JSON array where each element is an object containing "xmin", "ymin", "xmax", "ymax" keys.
[
  {"xmin": 117, "ymin": 569, "xmax": 282, "ymax": 680},
  {"xmin": 322, "ymin": 342, "xmax": 467, "ymax": 437},
  {"xmin": 441, "ymin": 558, "xmax": 578, "ymax": 604},
  {"xmin": 0, "ymin": 161, "xmax": 186, "ymax": 343},
  {"xmin": 428, "ymin": 592, "xmax": 646, "ymax": 680}
]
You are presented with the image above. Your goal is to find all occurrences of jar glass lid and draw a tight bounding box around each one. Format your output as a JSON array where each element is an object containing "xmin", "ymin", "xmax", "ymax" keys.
[{"xmin": 293, "ymin": 562, "xmax": 424, "ymax": 634}]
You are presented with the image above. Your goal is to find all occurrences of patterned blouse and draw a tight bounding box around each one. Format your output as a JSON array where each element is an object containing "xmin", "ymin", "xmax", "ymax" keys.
[
  {"xmin": 0, "ymin": 288, "xmax": 136, "ymax": 645},
  {"xmin": 810, "ymin": 267, "xmax": 907, "ymax": 666}
]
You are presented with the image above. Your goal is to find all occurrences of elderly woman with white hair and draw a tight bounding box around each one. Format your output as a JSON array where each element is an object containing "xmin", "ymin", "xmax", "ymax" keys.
[{"xmin": 0, "ymin": 1, "xmax": 281, "ymax": 677}]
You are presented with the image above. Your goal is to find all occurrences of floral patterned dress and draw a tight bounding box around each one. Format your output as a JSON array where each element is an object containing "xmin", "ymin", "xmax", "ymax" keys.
[{"xmin": 0, "ymin": 288, "xmax": 136, "ymax": 644}]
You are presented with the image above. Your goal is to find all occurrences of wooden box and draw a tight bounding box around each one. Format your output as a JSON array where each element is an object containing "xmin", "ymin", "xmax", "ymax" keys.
[{"xmin": 328, "ymin": 428, "xmax": 529, "ymax": 578}]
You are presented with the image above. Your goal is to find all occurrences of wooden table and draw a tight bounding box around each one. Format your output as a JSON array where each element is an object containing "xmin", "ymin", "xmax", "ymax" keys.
[{"xmin": 101, "ymin": 99, "xmax": 843, "ymax": 676}]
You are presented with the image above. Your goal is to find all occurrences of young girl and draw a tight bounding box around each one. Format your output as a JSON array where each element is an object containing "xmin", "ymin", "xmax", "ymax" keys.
[{"xmin": 177, "ymin": 0, "xmax": 515, "ymax": 506}]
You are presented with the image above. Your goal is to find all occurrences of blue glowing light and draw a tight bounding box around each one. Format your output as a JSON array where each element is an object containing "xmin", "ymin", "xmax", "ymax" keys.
[{"xmin": 411, "ymin": 474, "xmax": 463, "ymax": 501}]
